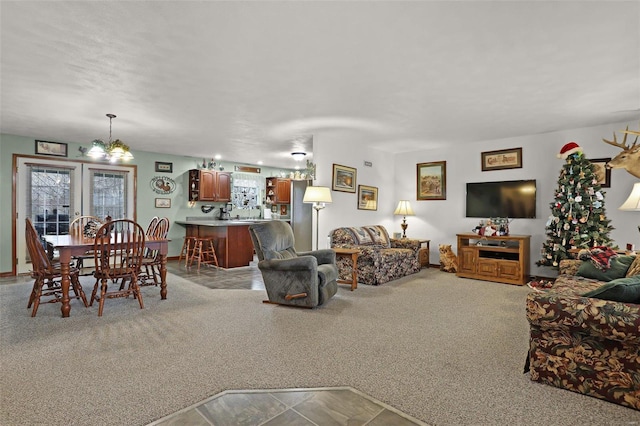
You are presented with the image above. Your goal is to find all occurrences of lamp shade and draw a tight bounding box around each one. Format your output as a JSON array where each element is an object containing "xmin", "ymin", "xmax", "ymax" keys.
[
  {"xmin": 394, "ymin": 200, "xmax": 415, "ymax": 216},
  {"xmin": 303, "ymin": 186, "xmax": 332, "ymax": 204},
  {"xmin": 619, "ymin": 183, "xmax": 640, "ymax": 211}
]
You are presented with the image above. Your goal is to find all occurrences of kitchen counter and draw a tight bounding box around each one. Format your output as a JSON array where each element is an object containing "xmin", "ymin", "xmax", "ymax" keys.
[
  {"xmin": 175, "ymin": 218, "xmax": 286, "ymax": 227},
  {"xmin": 175, "ymin": 219, "xmax": 287, "ymax": 268}
]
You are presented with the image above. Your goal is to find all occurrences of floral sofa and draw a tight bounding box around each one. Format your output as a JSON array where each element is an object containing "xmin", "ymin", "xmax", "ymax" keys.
[
  {"xmin": 525, "ymin": 255, "xmax": 640, "ymax": 410},
  {"xmin": 329, "ymin": 225, "xmax": 421, "ymax": 285}
]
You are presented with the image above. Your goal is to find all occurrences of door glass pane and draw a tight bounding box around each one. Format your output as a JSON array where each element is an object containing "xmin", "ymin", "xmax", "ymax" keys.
[
  {"xmin": 90, "ymin": 170, "xmax": 128, "ymax": 219},
  {"xmin": 28, "ymin": 166, "xmax": 72, "ymax": 236}
]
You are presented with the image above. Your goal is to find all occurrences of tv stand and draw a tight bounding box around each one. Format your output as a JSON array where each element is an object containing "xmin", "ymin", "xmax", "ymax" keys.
[{"xmin": 456, "ymin": 233, "xmax": 530, "ymax": 286}]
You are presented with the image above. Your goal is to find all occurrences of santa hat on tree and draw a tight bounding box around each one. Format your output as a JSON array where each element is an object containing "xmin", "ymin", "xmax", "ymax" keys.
[{"xmin": 557, "ymin": 141, "xmax": 582, "ymax": 159}]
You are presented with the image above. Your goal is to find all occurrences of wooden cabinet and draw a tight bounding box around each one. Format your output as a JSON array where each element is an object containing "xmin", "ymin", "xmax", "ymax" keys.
[
  {"xmin": 188, "ymin": 169, "xmax": 231, "ymax": 202},
  {"xmin": 184, "ymin": 223, "xmax": 254, "ymax": 268},
  {"xmin": 215, "ymin": 172, "xmax": 231, "ymax": 202},
  {"xmin": 266, "ymin": 177, "xmax": 291, "ymax": 204},
  {"xmin": 456, "ymin": 233, "xmax": 530, "ymax": 285}
]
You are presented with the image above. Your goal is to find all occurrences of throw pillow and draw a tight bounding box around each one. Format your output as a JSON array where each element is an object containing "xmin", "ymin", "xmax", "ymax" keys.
[
  {"xmin": 347, "ymin": 227, "xmax": 374, "ymax": 245},
  {"xmin": 363, "ymin": 226, "xmax": 390, "ymax": 247},
  {"xmin": 581, "ymin": 275, "xmax": 640, "ymax": 303},
  {"xmin": 576, "ymin": 255, "xmax": 635, "ymax": 282},
  {"xmin": 625, "ymin": 255, "xmax": 640, "ymax": 278}
]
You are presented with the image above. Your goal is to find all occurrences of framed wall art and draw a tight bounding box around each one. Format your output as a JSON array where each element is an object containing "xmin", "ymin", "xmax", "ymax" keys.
[
  {"xmin": 155, "ymin": 198, "xmax": 171, "ymax": 208},
  {"xmin": 35, "ymin": 140, "xmax": 68, "ymax": 157},
  {"xmin": 332, "ymin": 164, "xmax": 357, "ymax": 193},
  {"xmin": 417, "ymin": 161, "xmax": 446, "ymax": 200},
  {"xmin": 588, "ymin": 158, "xmax": 611, "ymax": 188},
  {"xmin": 481, "ymin": 147, "xmax": 522, "ymax": 171},
  {"xmin": 357, "ymin": 185, "xmax": 378, "ymax": 210},
  {"xmin": 155, "ymin": 161, "xmax": 173, "ymax": 173}
]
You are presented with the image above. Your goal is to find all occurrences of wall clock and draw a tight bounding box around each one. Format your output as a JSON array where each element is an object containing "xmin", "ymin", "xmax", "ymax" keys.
[{"xmin": 150, "ymin": 176, "xmax": 177, "ymax": 194}]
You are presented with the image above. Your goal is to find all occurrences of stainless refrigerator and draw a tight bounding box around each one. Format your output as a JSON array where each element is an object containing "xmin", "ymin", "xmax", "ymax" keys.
[{"xmin": 290, "ymin": 180, "xmax": 312, "ymax": 251}]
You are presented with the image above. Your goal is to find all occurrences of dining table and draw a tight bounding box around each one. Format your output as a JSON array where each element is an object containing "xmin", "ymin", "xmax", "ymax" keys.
[{"xmin": 44, "ymin": 234, "xmax": 169, "ymax": 317}]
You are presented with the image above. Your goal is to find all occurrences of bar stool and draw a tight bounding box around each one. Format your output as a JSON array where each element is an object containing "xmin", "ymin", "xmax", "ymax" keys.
[
  {"xmin": 178, "ymin": 236, "xmax": 197, "ymax": 267},
  {"xmin": 188, "ymin": 237, "xmax": 219, "ymax": 271}
]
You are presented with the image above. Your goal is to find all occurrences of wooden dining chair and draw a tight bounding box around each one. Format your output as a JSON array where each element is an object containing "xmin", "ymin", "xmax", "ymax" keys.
[
  {"xmin": 145, "ymin": 216, "xmax": 160, "ymax": 236},
  {"xmin": 69, "ymin": 215, "xmax": 104, "ymax": 274},
  {"xmin": 139, "ymin": 217, "xmax": 170, "ymax": 286},
  {"xmin": 90, "ymin": 219, "xmax": 146, "ymax": 316},
  {"xmin": 25, "ymin": 218, "xmax": 88, "ymax": 317}
]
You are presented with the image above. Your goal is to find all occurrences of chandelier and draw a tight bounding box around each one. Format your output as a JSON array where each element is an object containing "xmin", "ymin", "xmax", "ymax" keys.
[{"xmin": 86, "ymin": 114, "xmax": 134, "ymax": 162}]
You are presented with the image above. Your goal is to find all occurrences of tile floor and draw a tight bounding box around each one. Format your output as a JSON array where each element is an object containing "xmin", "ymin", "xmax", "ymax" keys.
[{"xmin": 148, "ymin": 387, "xmax": 427, "ymax": 426}]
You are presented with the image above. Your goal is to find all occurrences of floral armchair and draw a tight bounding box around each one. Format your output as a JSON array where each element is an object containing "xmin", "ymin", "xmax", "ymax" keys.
[
  {"xmin": 329, "ymin": 225, "xmax": 421, "ymax": 285},
  {"xmin": 525, "ymin": 257, "xmax": 640, "ymax": 410}
]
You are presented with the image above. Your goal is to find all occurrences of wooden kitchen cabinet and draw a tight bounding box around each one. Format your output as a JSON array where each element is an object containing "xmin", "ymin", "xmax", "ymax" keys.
[
  {"xmin": 215, "ymin": 172, "xmax": 231, "ymax": 202},
  {"xmin": 266, "ymin": 177, "xmax": 291, "ymax": 204},
  {"xmin": 188, "ymin": 169, "xmax": 232, "ymax": 202}
]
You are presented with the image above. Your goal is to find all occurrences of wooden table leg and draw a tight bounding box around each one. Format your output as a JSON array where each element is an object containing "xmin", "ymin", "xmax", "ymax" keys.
[
  {"xmin": 350, "ymin": 252, "xmax": 358, "ymax": 291},
  {"xmin": 159, "ymin": 254, "xmax": 168, "ymax": 300},
  {"xmin": 59, "ymin": 250, "xmax": 71, "ymax": 317}
]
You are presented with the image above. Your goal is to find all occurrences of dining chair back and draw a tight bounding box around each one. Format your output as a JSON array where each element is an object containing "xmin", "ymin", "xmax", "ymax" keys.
[
  {"xmin": 145, "ymin": 216, "xmax": 160, "ymax": 236},
  {"xmin": 25, "ymin": 218, "xmax": 88, "ymax": 317},
  {"xmin": 68, "ymin": 215, "xmax": 105, "ymax": 273},
  {"xmin": 139, "ymin": 217, "xmax": 170, "ymax": 286},
  {"xmin": 90, "ymin": 219, "xmax": 146, "ymax": 316},
  {"xmin": 69, "ymin": 215, "xmax": 104, "ymax": 237}
]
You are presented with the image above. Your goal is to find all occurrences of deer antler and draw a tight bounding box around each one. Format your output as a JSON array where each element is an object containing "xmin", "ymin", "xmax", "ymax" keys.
[{"xmin": 602, "ymin": 126, "xmax": 638, "ymax": 151}]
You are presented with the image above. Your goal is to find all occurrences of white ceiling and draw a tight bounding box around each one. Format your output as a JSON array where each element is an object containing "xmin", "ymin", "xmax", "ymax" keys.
[{"xmin": 1, "ymin": 1, "xmax": 639, "ymax": 169}]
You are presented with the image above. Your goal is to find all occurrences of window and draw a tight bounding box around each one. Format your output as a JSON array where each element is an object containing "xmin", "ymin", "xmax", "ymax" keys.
[
  {"xmin": 27, "ymin": 164, "xmax": 75, "ymax": 235},
  {"xmin": 89, "ymin": 169, "xmax": 129, "ymax": 219}
]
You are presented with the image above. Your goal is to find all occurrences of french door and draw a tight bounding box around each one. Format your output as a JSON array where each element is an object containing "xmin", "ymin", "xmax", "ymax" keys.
[{"xmin": 16, "ymin": 157, "xmax": 135, "ymax": 274}]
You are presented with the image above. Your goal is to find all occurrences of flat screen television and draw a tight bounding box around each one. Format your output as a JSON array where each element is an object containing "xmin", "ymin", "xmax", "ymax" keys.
[{"xmin": 466, "ymin": 180, "xmax": 536, "ymax": 218}]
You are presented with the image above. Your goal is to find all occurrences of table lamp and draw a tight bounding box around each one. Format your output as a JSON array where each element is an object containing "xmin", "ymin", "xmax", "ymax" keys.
[
  {"xmin": 303, "ymin": 186, "xmax": 332, "ymax": 250},
  {"xmin": 394, "ymin": 200, "xmax": 415, "ymax": 238},
  {"xmin": 619, "ymin": 182, "xmax": 640, "ymax": 233}
]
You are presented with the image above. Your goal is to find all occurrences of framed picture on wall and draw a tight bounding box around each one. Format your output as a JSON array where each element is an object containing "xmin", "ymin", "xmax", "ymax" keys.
[
  {"xmin": 417, "ymin": 161, "xmax": 446, "ymax": 200},
  {"xmin": 155, "ymin": 198, "xmax": 171, "ymax": 208},
  {"xmin": 357, "ymin": 185, "xmax": 378, "ymax": 210},
  {"xmin": 332, "ymin": 164, "xmax": 357, "ymax": 193},
  {"xmin": 35, "ymin": 140, "xmax": 68, "ymax": 157},
  {"xmin": 155, "ymin": 161, "xmax": 173, "ymax": 173},
  {"xmin": 588, "ymin": 158, "xmax": 611, "ymax": 188},
  {"xmin": 481, "ymin": 147, "xmax": 522, "ymax": 171}
]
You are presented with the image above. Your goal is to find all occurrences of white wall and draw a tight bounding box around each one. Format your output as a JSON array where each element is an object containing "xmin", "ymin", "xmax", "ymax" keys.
[
  {"xmin": 312, "ymin": 129, "xmax": 396, "ymax": 249},
  {"xmin": 313, "ymin": 120, "xmax": 639, "ymax": 277}
]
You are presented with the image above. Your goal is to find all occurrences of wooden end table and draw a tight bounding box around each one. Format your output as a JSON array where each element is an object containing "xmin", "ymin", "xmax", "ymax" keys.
[
  {"xmin": 417, "ymin": 239, "xmax": 430, "ymax": 268},
  {"xmin": 333, "ymin": 248, "xmax": 359, "ymax": 291}
]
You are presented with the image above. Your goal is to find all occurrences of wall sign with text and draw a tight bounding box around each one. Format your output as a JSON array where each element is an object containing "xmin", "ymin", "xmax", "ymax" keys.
[{"xmin": 150, "ymin": 176, "xmax": 177, "ymax": 194}]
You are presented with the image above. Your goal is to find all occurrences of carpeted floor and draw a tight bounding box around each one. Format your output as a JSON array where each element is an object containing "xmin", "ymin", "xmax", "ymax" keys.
[{"xmin": 1, "ymin": 268, "xmax": 638, "ymax": 425}]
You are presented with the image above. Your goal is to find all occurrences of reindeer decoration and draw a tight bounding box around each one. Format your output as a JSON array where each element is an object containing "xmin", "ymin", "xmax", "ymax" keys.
[{"xmin": 602, "ymin": 125, "xmax": 640, "ymax": 179}]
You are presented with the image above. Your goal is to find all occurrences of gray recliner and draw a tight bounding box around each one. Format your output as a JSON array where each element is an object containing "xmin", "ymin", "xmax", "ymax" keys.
[{"xmin": 248, "ymin": 221, "xmax": 338, "ymax": 308}]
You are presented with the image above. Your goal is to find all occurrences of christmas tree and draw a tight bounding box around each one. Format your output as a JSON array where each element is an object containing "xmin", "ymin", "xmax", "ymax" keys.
[{"xmin": 537, "ymin": 142, "xmax": 615, "ymax": 268}]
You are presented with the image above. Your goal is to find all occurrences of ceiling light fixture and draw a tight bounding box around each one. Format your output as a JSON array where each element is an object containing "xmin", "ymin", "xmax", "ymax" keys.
[
  {"xmin": 85, "ymin": 114, "xmax": 134, "ymax": 162},
  {"xmin": 291, "ymin": 152, "xmax": 306, "ymax": 161}
]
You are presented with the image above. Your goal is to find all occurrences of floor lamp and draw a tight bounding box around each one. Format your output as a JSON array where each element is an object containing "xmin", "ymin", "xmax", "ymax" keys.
[{"xmin": 303, "ymin": 186, "xmax": 332, "ymax": 250}]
